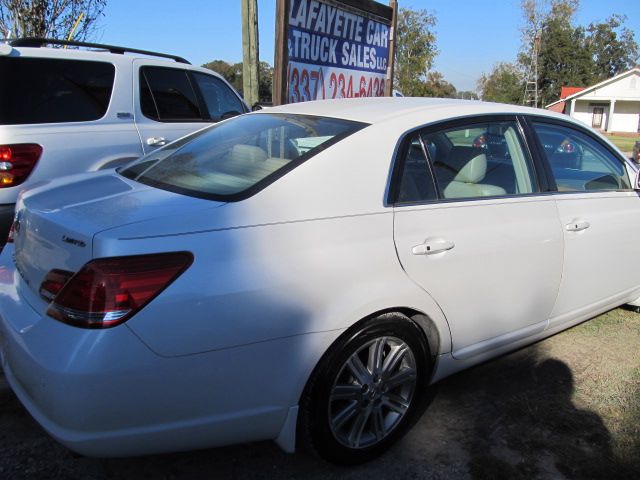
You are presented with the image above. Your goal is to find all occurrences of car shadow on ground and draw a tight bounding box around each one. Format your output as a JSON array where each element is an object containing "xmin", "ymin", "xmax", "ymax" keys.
[{"xmin": 1, "ymin": 341, "xmax": 638, "ymax": 479}]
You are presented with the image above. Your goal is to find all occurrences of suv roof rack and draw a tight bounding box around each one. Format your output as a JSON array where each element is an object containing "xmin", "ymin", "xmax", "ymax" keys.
[{"xmin": 8, "ymin": 37, "xmax": 191, "ymax": 64}]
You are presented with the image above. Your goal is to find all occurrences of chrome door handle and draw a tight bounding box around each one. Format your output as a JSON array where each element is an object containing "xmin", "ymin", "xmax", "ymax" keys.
[
  {"xmin": 412, "ymin": 238, "xmax": 455, "ymax": 255},
  {"xmin": 565, "ymin": 219, "xmax": 590, "ymax": 232},
  {"xmin": 146, "ymin": 137, "xmax": 168, "ymax": 146}
]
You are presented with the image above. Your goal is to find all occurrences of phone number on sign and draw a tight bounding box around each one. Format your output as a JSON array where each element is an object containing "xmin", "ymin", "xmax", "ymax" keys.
[{"xmin": 288, "ymin": 66, "xmax": 386, "ymax": 103}]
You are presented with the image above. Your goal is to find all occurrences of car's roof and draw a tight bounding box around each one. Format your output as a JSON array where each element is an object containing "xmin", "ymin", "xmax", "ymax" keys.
[
  {"xmin": 8, "ymin": 44, "xmax": 190, "ymax": 67},
  {"xmin": 4, "ymin": 44, "xmax": 232, "ymax": 82},
  {"xmin": 263, "ymin": 97, "xmax": 571, "ymax": 126}
]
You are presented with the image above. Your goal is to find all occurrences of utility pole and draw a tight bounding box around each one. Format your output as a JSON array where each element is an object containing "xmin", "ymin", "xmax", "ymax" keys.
[
  {"xmin": 385, "ymin": 0, "xmax": 398, "ymax": 97},
  {"xmin": 241, "ymin": 0, "xmax": 260, "ymax": 108}
]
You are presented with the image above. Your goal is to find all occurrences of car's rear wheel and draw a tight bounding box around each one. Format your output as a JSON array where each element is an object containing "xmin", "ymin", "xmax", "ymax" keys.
[{"xmin": 299, "ymin": 313, "xmax": 432, "ymax": 464}]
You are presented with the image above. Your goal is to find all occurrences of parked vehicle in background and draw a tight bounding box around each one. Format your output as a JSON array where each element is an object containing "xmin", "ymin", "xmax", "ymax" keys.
[
  {"xmin": 1, "ymin": 98, "xmax": 639, "ymax": 465},
  {"xmin": 0, "ymin": 38, "xmax": 248, "ymax": 242}
]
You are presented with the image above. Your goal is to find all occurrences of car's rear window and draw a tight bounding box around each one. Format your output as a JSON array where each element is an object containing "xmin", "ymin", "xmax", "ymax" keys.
[
  {"xmin": 120, "ymin": 113, "xmax": 366, "ymax": 201},
  {"xmin": 0, "ymin": 57, "xmax": 115, "ymax": 125}
]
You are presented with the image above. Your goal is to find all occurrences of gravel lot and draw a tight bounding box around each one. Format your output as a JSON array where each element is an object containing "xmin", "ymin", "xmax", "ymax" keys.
[{"xmin": 1, "ymin": 308, "xmax": 638, "ymax": 479}]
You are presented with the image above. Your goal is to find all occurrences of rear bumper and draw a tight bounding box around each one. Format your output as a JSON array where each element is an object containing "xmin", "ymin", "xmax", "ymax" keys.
[{"xmin": 0, "ymin": 248, "xmax": 323, "ymax": 457}]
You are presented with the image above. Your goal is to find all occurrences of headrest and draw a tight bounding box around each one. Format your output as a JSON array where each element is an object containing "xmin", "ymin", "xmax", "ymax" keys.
[
  {"xmin": 447, "ymin": 146, "xmax": 487, "ymax": 184},
  {"xmin": 230, "ymin": 144, "xmax": 267, "ymax": 163}
]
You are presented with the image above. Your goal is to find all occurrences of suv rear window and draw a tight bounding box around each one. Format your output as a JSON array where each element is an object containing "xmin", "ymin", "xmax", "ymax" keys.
[
  {"xmin": 120, "ymin": 113, "xmax": 366, "ymax": 201},
  {"xmin": 0, "ymin": 57, "xmax": 115, "ymax": 125}
]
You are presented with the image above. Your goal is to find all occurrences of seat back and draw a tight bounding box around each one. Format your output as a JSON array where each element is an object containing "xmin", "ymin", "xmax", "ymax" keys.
[{"xmin": 440, "ymin": 146, "xmax": 506, "ymax": 198}]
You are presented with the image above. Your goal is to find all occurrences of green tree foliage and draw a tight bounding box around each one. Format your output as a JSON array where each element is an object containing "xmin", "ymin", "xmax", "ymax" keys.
[
  {"xmin": 519, "ymin": 0, "xmax": 638, "ymax": 106},
  {"xmin": 394, "ymin": 7, "xmax": 438, "ymax": 96},
  {"xmin": 0, "ymin": 0, "xmax": 106, "ymax": 40},
  {"xmin": 587, "ymin": 14, "xmax": 639, "ymax": 81},
  {"xmin": 203, "ymin": 59, "xmax": 273, "ymax": 103},
  {"xmin": 422, "ymin": 71, "xmax": 457, "ymax": 98},
  {"xmin": 478, "ymin": 62, "xmax": 524, "ymax": 104}
]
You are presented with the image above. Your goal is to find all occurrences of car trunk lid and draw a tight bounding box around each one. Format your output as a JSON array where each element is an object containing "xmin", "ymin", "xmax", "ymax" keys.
[{"xmin": 12, "ymin": 172, "xmax": 223, "ymax": 312}]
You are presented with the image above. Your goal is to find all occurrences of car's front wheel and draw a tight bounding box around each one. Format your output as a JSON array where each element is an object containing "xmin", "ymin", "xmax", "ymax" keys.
[{"xmin": 299, "ymin": 313, "xmax": 432, "ymax": 464}]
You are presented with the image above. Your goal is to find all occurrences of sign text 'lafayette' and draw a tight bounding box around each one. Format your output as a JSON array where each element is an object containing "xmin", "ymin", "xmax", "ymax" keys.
[{"xmin": 286, "ymin": 0, "xmax": 392, "ymax": 102}]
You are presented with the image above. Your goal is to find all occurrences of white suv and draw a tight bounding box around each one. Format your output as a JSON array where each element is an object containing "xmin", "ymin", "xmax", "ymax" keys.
[{"xmin": 0, "ymin": 38, "xmax": 248, "ymax": 240}]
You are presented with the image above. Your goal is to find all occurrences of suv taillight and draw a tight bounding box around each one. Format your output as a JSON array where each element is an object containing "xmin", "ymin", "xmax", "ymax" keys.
[
  {"xmin": 0, "ymin": 144, "xmax": 43, "ymax": 188},
  {"xmin": 43, "ymin": 252, "xmax": 193, "ymax": 329}
]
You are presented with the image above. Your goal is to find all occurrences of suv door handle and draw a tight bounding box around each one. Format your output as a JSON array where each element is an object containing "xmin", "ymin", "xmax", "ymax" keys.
[
  {"xmin": 565, "ymin": 219, "xmax": 590, "ymax": 232},
  {"xmin": 412, "ymin": 238, "xmax": 455, "ymax": 255},
  {"xmin": 146, "ymin": 137, "xmax": 168, "ymax": 146}
]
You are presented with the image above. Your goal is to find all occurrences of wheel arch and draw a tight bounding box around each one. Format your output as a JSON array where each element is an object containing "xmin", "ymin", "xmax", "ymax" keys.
[{"xmin": 291, "ymin": 308, "xmax": 439, "ymax": 460}]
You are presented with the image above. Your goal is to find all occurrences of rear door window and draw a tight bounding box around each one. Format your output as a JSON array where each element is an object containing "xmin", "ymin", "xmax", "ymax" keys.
[
  {"xmin": 0, "ymin": 57, "xmax": 115, "ymax": 125},
  {"xmin": 423, "ymin": 121, "xmax": 537, "ymax": 199},
  {"xmin": 394, "ymin": 134, "xmax": 438, "ymax": 204},
  {"xmin": 140, "ymin": 67, "xmax": 202, "ymax": 121}
]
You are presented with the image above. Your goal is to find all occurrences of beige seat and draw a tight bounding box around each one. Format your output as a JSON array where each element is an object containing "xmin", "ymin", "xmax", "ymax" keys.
[{"xmin": 442, "ymin": 148, "xmax": 506, "ymax": 198}]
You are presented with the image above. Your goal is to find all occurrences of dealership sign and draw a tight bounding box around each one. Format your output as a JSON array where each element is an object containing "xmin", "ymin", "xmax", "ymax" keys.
[{"xmin": 274, "ymin": 0, "xmax": 396, "ymax": 104}]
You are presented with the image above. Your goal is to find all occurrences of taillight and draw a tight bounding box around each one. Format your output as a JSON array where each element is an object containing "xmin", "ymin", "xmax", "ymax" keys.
[
  {"xmin": 0, "ymin": 144, "xmax": 42, "ymax": 188},
  {"xmin": 39, "ymin": 269, "xmax": 74, "ymax": 302},
  {"xmin": 43, "ymin": 252, "xmax": 193, "ymax": 329}
]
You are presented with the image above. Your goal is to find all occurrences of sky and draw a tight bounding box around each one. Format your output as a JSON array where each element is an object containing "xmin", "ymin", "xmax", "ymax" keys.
[{"xmin": 99, "ymin": 0, "xmax": 640, "ymax": 92}]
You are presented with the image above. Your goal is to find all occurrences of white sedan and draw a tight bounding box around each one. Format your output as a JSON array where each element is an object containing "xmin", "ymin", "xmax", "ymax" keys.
[{"xmin": 1, "ymin": 98, "xmax": 639, "ymax": 464}]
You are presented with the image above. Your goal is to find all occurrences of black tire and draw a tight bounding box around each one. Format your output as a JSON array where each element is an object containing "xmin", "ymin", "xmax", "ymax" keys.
[{"xmin": 298, "ymin": 312, "xmax": 433, "ymax": 464}]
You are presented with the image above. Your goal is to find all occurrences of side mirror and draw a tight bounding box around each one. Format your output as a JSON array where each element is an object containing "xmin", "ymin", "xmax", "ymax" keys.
[{"xmin": 252, "ymin": 102, "xmax": 263, "ymax": 112}]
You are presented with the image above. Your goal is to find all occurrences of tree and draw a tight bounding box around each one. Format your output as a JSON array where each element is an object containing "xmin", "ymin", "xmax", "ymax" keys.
[
  {"xmin": 518, "ymin": 0, "xmax": 639, "ymax": 106},
  {"xmin": 393, "ymin": 7, "xmax": 438, "ymax": 96},
  {"xmin": 0, "ymin": 0, "xmax": 106, "ymax": 41},
  {"xmin": 422, "ymin": 71, "xmax": 456, "ymax": 98},
  {"xmin": 202, "ymin": 60, "xmax": 242, "ymax": 91},
  {"xmin": 478, "ymin": 62, "xmax": 524, "ymax": 104},
  {"xmin": 586, "ymin": 14, "xmax": 639, "ymax": 81},
  {"xmin": 203, "ymin": 59, "xmax": 273, "ymax": 103}
]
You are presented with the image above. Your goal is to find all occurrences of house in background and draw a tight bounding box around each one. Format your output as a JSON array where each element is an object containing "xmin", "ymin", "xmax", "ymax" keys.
[{"xmin": 545, "ymin": 67, "xmax": 640, "ymax": 133}]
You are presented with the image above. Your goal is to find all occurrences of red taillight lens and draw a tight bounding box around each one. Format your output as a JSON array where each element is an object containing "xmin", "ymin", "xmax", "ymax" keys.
[
  {"xmin": 39, "ymin": 269, "xmax": 74, "ymax": 302},
  {"xmin": 0, "ymin": 144, "xmax": 42, "ymax": 188},
  {"xmin": 45, "ymin": 252, "xmax": 193, "ymax": 329}
]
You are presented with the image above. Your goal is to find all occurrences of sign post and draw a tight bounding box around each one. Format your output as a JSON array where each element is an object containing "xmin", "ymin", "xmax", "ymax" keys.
[{"xmin": 273, "ymin": 0, "xmax": 396, "ymax": 105}]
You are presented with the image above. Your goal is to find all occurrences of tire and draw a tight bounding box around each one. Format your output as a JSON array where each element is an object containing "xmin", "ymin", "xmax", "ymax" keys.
[{"xmin": 298, "ymin": 312, "xmax": 433, "ymax": 464}]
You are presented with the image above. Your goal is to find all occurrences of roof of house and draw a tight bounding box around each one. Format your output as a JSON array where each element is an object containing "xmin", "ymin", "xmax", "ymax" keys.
[
  {"xmin": 560, "ymin": 87, "xmax": 585, "ymax": 99},
  {"xmin": 545, "ymin": 67, "xmax": 640, "ymax": 108}
]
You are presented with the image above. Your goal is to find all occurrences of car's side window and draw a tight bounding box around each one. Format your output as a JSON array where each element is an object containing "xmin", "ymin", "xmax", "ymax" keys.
[
  {"xmin": 422, "ymin": 121, "xmax": 537, "ymax": 199},
  {"xmin": 192, "ymin": 73, "xmax": 245, "ymax": 121},
  {"xmin": 395, "ymin": 134, "xmax": 438, "ymax": 204},
  {"xmin": 140, "ymin": 67, "xmax": 203, "ymax": 122},
  {"xmin": 531, "ymin": 122, "xmax": 631, "ymax": 192}
]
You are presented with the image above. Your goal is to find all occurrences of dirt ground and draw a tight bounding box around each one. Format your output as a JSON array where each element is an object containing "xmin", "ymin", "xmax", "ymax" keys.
[{"xmin": 1, "ymin": 308, "xmax": 638, "ymax": 480}]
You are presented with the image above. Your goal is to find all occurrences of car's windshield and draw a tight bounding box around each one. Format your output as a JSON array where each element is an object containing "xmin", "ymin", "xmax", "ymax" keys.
[{"xmin": 120, "ymin": 113, "xmax": 366, "ymax": 200}]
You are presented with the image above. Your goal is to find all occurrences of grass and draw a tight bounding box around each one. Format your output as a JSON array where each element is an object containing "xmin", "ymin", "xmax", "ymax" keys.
[
  {"xmin": 559, "ymin": 308, "xmax": 640, "ymax": 467},
  {"xmin": 602, "ymin": 133, "xmax": 639, "ymax": 152}
]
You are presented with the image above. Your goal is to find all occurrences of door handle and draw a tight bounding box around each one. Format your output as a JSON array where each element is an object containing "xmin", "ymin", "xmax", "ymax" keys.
[
  {"xmin": 412, "ymin": 238, "xmax": 455, "ymax": 256},
  {"xmin": 565, "ymin": 219, "xmax": 590, "ymax": 232},
  {"xmin": 146, "ymin": 137, "xmax": 168, "ymax": 147}
]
